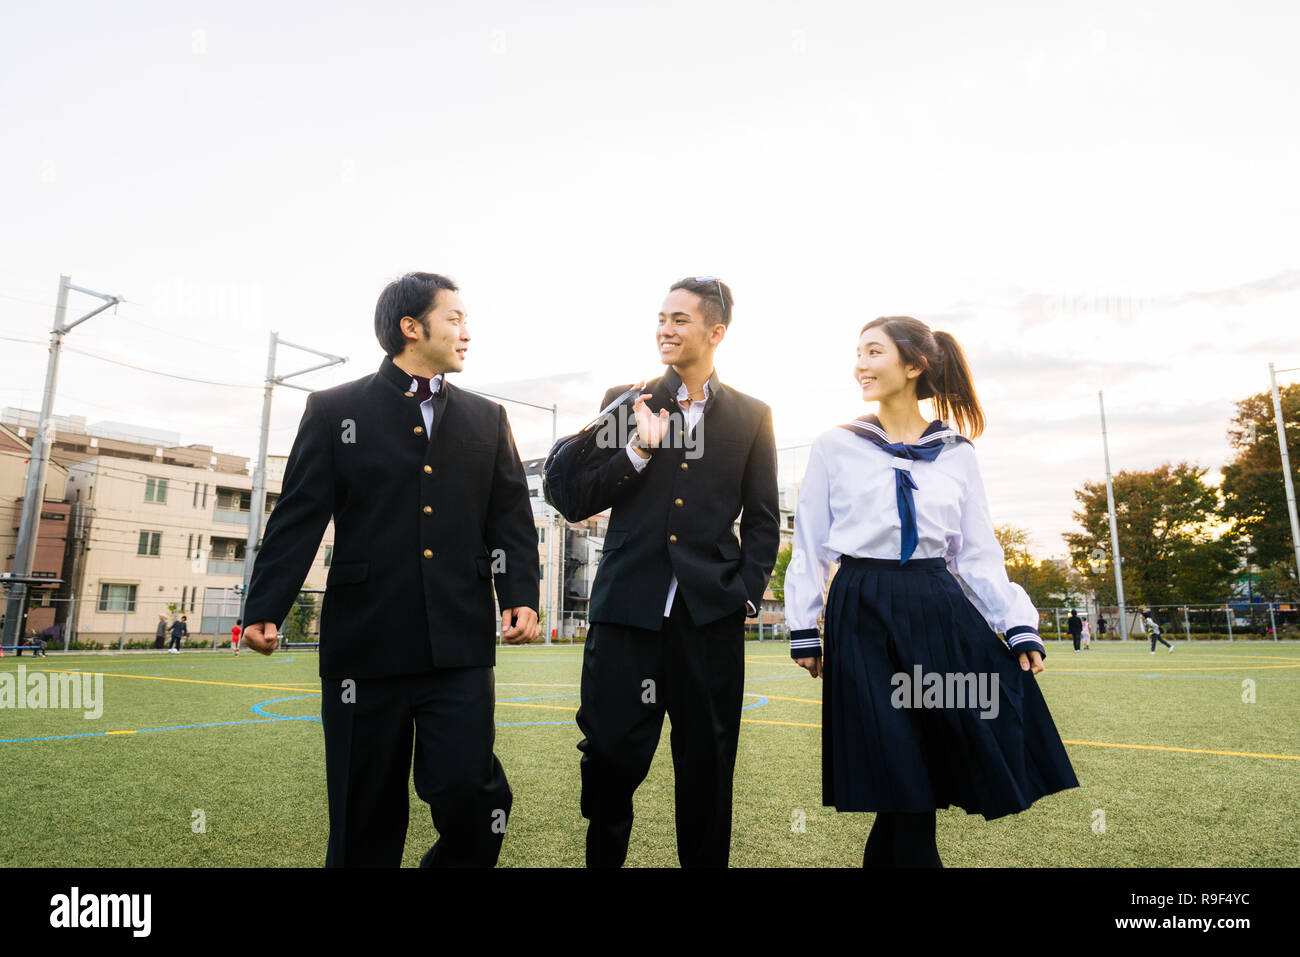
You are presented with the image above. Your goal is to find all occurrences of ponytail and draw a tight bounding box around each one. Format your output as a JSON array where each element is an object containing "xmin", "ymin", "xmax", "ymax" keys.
[
  {"xmin": 860, "ymin": 316, "xmax": 986, "ymax": 438},
  {"xmin": 931, "ymin": 331, "xmax": 985, "ymax": 438}
]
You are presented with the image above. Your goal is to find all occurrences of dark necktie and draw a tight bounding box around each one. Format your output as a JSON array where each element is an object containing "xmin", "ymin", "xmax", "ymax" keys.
[
  {"xmin": 840, "ymin": 416, "xmax": 961, "ymax": 563},
  {"xmin": 411, "ymin": 374, "xmax": 441, "ymax": 403}
]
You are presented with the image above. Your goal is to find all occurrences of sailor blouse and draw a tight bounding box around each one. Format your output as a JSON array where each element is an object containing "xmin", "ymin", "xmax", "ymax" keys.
[{"xmin": 784, "ymin": 422, "xmax": 1045, "ymax": 660}]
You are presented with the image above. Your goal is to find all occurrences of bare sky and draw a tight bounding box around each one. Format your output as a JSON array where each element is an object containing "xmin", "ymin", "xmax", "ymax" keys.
[{"xmin": 2, "ymin": 0, "xmax": 1297, "ymax": 559}]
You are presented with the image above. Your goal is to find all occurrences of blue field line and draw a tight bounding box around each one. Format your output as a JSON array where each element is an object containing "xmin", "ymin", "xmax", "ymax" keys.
[
  {"xmin": 251, "ymin": 693, "xmax": 324, "ymax": 720},
  {"xmin": 0, "ymin": 717, "xmax": 285, "ymax": 744}
]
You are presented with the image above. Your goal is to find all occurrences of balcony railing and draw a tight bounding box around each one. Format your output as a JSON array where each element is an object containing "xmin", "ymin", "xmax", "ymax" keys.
[{"xmin": 213, "ymin": 507, "xmax": 250, "ymax": 525}]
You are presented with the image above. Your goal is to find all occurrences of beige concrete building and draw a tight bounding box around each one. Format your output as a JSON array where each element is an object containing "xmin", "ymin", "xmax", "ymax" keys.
[{"xmin": 62, "ymin": 457, "xmax": 334, "ymax": 646}]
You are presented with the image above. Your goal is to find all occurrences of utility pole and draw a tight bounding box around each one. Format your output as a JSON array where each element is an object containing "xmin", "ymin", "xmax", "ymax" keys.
[
  {"xmin": 1268, "ymin": 363, "xmax": 1300, "ymax": 590},
  {"xmin": 1099, "ymin": 391, "xmax": 1129, "ymax": 640},
  {"xmin": 2, "ymin": 275, "xmax": 121, "ymax": 648},
  {"xmin": 238, "ymin": 334, "xmax": 346, "ymax": 607}
]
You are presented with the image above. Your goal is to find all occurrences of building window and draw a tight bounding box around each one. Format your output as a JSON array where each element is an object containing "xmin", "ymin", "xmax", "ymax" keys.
[
  {"xmin": 539, "ymin": 563, "xmax": 544, "ymax": 579},
  {"xmin": 538, "ymin": 527, "xmax": 545, "ymax": 543},
  {"xmin": 145, "ymin": 477, "xmax": 168, "ymax": 503},
  {"xmin": 190, "ymin": 588, "xmax": 196, "ymax": 612},
  {"xmin": 137, "ymin": 531, "xmax": 162, "ymax": 556},
  {"xmin": 187, "ymin": 534, "xmax": 194, "ymax": 557},
  {"xmin": 192, "ymin": 483, "xmax": 199, "ymax": 507},
  {"xmin": 98, "ymin": 583, "xmax": 137, "ymax": 612},
  {"xmin": 201, "ymin": 484, "xmax": 208, "ymax": 508},
  {"xmin": 324, "ymin": 545, "xmax": 333, "ymax": 567},
  {"xmin": 182, "ymin": 585, "xmax": 188, "ymax": 608}
]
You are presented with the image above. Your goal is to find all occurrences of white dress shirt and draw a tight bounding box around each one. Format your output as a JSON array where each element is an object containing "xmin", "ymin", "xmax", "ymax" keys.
[
  {"xmin": 785, "ymin": 425, "xmax": 1040, "ymax": 650},
  {"xmin": 409, "ymin": 374, "xmax": 444, "ymax": 434}
]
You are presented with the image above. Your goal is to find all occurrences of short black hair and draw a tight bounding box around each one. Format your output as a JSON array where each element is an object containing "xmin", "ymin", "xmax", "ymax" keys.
[
  {"xmin": 374, "ymin": 272, "xmax": 459, "ymax": 357},
  {"xmin": 669, "ymin": 276, "xmax": 734, "ymax": 328}
]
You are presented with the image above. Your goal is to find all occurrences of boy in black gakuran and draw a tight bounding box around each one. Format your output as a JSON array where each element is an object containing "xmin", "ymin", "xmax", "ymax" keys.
[
  {"xmin": 558, "ymin": 277, "xmax": 779, "ymax": 867},
  {"xmin": 241, "ymin": 272, "xmax": 539, "ymax": 867}
]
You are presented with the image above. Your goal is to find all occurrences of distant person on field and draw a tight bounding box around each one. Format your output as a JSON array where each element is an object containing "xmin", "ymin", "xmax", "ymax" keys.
[
  {"xmin": 1143, "ymin": 611, "xmax": 1172, "ymax": 654},
  {"xmin": 232, "ymin": 619, "xmax": 242, "ymax": 656},
  {"xmin": 1067, "ymin": 609, "xmax": 1083, "ymax": 653},
  {"xmin": 1096, "ymin": 616, "xmax": 1107, "ymax": 638},
  {"xmin": 1080, "ymin": 619, "xmax": 1091, "ymax": 650},
  {"xmin": 155, "ymin": 614, "xmax": 168, "ymax": 649},
  {"xmin": 168, "ymin": 615, "xmax": 189, "ymax": 653}
]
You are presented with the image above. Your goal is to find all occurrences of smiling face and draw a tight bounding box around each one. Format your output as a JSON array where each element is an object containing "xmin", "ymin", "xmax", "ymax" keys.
[
  {"xmin": 657, "ymin": 287, "xmax": 725, "ymax": 367},
  {"xmin": 854, "ymin": 325, "xmax": 922, "ymax": 403},
  {"xmin": 401, "ymin": 288, "xmax": 469, "ymax": 374}
]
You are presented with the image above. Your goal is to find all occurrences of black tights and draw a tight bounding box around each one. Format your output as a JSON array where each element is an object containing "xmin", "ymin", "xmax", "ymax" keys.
[{"xmin": 863, "ymin": 811, "xmax": 942, "ymax": 868}]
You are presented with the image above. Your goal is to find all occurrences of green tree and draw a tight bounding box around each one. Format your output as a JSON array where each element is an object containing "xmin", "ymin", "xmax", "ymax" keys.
[
  {"xmin": 283, "ymin": 592, "xmax": 319, "ymax": 643},
  {"xmin": 1220, "ymin": 382, "xmax": 1300, "ymax": 586},
  {"xmin": 769, "ymin": 543, "xmax": 793, "ymax": 601},
  {"xmin": 995, "ymin": 525, "xmax": 1074, "ymax": 609},
  {"xmin": 1063, "ymin": 463, "xmax": 1233, "ymax": 606}
]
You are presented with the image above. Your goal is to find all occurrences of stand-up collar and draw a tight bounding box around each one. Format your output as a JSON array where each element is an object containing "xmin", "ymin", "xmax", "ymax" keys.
[
  {"xmin": 379, "ymin": 354, "xmax": 449, "ymax": 398},
  {"xmin": 659, "ymin": 366, "xmax": 722, "ymax": 405}
]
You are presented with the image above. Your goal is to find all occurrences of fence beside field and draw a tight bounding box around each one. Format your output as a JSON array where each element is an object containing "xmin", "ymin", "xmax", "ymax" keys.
[{"xmin": 5, "ymin": 594, "xmax": 1295, "ymax": 655}]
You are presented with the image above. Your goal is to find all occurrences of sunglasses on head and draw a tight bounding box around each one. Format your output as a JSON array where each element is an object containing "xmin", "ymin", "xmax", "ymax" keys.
[{"xmin": 692, "ymin": 276, "xmax": 728, "ymax": 315}]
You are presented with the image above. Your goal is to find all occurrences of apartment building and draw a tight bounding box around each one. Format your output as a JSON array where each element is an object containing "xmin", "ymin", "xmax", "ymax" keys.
[{"xmin": 62, "ymin": 457, "xmax": 333, "ymax": 645}]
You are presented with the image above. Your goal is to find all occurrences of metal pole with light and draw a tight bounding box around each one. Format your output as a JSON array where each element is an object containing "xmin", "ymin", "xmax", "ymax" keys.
[
  {"xmin": 1267, "ymin": 363, "xmax": 1300, "ymax": 591},
  {"xmin": 1099, "ymin": 391, "xmax": 1129, "ymax": 640},
  {"xmin": 2, "ymin": 276, "xmax": 122, "ymax": 649}
]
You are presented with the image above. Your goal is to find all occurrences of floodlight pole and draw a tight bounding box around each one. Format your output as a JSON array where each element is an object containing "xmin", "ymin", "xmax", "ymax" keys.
[
  {"xmin": 1268, "ymin": 363, "xmax": 1300, "ymax": 590},
  {"xmin": 1099, "ymin": 391, "xmax": 1129, "ymax": 640}
]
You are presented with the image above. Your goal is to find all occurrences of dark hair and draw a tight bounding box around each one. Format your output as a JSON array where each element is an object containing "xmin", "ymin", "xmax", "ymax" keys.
[
  {"xmin": 669, "ymin": 277, "xmax": 734, "ymax": 328},
  {"xmin": 859, "ymin": 316, "xmax": 986, "ymax": 438},
  {"xmin": 374, "ymin": 272, "xmax": 459, "ymax": 357}
]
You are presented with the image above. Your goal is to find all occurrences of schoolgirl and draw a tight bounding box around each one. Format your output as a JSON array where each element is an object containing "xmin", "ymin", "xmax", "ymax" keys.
[{"xmin": 784, "ymin": 316, "xmax": 1079, "ymax": 867}]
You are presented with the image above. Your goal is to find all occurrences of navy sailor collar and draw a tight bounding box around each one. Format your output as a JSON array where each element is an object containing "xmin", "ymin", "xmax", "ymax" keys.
[{"xmin": 839, "ymin": 415, "xmax": 968, "ymax": 451}]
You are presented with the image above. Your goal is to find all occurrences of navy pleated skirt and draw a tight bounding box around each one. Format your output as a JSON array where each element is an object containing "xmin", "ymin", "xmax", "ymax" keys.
[{"xmin": 822, "ymin": 556, "xmax": 1079, "ymax": 820}]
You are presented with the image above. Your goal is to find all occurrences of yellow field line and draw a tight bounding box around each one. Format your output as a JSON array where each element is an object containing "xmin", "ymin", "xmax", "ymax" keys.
[
  {"xmin": 497, "ymin": 702, "xmax": 578, "ymax": 712},
  {"xmin": 1049, "ymin": 665, "xmax": 1300, "ymax": 673},
  {"xmin": 1060, "ymin": 739, "xmax": 1300, "ymax": 761},
  {"xmin": 742, "ymin": 718, "xmax": 822, "ymax": 728},
  {"xmin": 36, "ymin": 669, "xmax": 318, "ymax": 693},
  {"xmin": 762, "ymin": 694, "xmax": 823, "ymax": 705}
]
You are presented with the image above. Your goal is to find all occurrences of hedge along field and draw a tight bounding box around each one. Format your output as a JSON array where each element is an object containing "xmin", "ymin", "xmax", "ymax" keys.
[{"xmin": 1, "ymin": 641, "xmax": 1297, "ymax": 867}]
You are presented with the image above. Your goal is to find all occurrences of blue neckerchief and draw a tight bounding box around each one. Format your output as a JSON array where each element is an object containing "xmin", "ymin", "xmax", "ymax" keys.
[{"xmin": 837, "ymin": 415, "xmax": 970, "ymax": 563}]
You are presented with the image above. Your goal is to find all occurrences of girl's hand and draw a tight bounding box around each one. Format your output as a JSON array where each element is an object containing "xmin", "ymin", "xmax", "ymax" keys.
[
  {"xmin": 1018, "ymin": 650, "xmax": 1045, "ymax": 674},
  {"xmin": 796, "ymin": 656, "xmax": 823, "ymax": 678}
]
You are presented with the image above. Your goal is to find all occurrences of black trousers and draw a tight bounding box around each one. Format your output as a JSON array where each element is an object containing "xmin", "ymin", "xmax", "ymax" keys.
[
  {"xmin": 320, "ymin": 667, "xmax": 511, "ymax": 867},
  {"xmin": 1071, "ymin": 632, "xmax": 1081, "ymax": 651},
  {"xmin": 576, "ymin": 599, "xmax": 746, "ymax": 867},
  {"xmin": 1150, "ymin": 633, "xmax": 1172, "ymax": 650},
  {"xmin": 863, "ymin": 811, "xmax": 942, "ymax": 868}
]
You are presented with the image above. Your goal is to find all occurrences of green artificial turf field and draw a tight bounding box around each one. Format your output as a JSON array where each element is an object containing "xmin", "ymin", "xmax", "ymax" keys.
[{"xmin": 2, "ymin": 640, "xmax": 1297, "ymax": 867}]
